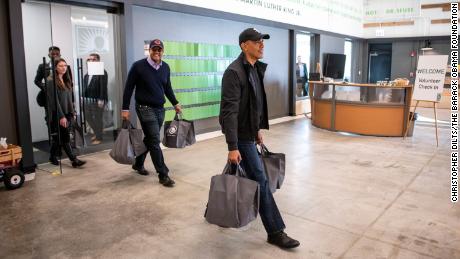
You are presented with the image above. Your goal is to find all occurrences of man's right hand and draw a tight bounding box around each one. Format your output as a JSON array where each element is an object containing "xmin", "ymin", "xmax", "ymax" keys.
[
  {"xmin": 121, "ymin": 110, "xmax": 130, "ymax": 120},
  {"xmin": 228, "ymin": 150, "xmax": 242, "ymax": 164},
  {"xmin": 59, "ymin": 117, "xmax": 68, "ymax": 128}
]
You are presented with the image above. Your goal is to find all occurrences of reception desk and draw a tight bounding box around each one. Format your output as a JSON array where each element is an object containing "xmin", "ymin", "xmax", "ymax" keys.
[{"xmin": 309, "ymin": 81, "xmax": 413, "ymax": 137}]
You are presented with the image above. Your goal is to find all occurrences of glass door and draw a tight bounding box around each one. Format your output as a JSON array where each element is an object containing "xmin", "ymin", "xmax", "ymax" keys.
[
  {"xmin": 70, "ymin": 6, "xmax": 123, "ymax": 156},
  {"xmin": 22, "ymin": 0, "xmax": 61, "ymax": 174},
  {"xmin": 22, "ymin": 1, "xmax": 123, "ymax": 174}
]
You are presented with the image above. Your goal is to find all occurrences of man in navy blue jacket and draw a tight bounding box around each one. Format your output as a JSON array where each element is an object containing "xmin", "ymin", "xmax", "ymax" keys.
[{"xmin": 122, "ymin": 39, "xmax": 181, "ymax": 187}]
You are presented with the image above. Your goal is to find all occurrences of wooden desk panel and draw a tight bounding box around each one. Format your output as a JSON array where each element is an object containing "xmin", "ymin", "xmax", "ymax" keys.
[
  {"xmin": 335, "ymin": 104, "xmax": 405, "ymax": 136},
  {"xmin": 311, "ymin": 100, "xmax": 332, "ymax": 130},
  {"xmin": 309, "ymin": 82, "xmax": 412, "ymax": 137}
]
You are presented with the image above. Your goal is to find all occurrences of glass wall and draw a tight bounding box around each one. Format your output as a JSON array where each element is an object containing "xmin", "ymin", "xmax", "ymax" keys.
[
  {"xmin": 22, "ymin": 1, "xmax": 122, "ymax": 171},
  {"xmin": 295, "ymin": 33, "xmax": 312, "ymax": 98},
  {"xmin": 344, "ymin": 40, "xmax": 352, "ymax": 82}
]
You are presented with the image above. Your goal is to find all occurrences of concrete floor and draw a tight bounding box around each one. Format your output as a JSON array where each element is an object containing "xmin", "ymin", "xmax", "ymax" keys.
[{"xmin": 0, "ymin": 108, "xmax": 457, "ymax": 259}]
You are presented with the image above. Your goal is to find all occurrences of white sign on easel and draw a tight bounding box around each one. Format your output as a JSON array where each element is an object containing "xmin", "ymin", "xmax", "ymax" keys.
[
  {"xmin": 405, "ymin": 55, "xmax": 448, "ymax": 146},
  {"xmin": 87, "ymin": 61, "xmax": 105, "ymax": 75},
  {"xmin": 413, "ymin": 55, "xmax": 448, "ymax": 102}
]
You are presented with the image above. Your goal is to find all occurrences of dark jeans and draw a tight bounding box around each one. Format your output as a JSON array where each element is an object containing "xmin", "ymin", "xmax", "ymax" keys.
[
  {"xmin": 49, "ymin": 115, "xmax": 76, "ymax": 161},
  {"xmin": 85, "ymin": 102, "xmax": 104, "ymax": 140},
  {"xmin": 238, "ymin": 140, "xmax": 285, "ymax": 234},
  {"xmin": 135, "ymin": 105, "xmax": 169, "ymax": 177}
]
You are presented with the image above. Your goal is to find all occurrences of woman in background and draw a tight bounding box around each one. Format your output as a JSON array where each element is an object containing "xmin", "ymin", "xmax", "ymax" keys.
[{"xmin": 46, "ymin": 58, "xmax": 86, "ymax": 168}]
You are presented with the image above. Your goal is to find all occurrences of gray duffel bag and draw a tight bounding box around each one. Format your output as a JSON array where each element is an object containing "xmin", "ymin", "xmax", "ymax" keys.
[
  {"xmin": 259, "ymin": 144, "xmax": 286, "ymax": 193},
  {"xmin": 109, "ymin": 120, "xmax": 147, "ymax": 165},
  {"xmin": 205, "ymin": 163, "xmax": 260, "ymax": 228}
]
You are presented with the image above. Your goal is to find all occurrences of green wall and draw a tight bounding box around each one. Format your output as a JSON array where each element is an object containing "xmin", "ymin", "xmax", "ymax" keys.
[{"xmin": 162, "ymin": 40, "xmax": 240, "ymax": 121}]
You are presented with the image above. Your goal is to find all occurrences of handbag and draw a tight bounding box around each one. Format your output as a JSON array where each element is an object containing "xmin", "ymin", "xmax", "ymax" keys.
[
  {"xmin": 258, "ymin": 144, "xmax": 286, "ymax": 193},
  {"xmin": 69, "ymin": 115, "xmax": 86, "ymax": 149},
  {"xmin": 109, "ymin": 120, "xmax": 147, "ymax": 164},
  {"xmin": 162, "ymin": 112, "xmax": 195, "ymax": 148},
  {"xmin": 205, "ymin": 163, "xmax": 260, "ymax": 228},
  {"xmin": 36, "ymin": 90, "xmax": 47, "ymax": 107}
]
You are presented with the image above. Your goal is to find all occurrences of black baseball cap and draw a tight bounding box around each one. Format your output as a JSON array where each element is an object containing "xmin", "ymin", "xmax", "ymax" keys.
[
  {"xmin": 239, "ymin": 28, "xmax": 270, "ymax": 44},
  {"xmin": 149, "ymin": 39, "xmax": 164, "ymax": 49}
]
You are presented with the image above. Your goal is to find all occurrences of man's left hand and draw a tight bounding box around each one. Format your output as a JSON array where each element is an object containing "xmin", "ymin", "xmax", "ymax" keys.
[
  {"xmin": 174, "ymin": 104, "xmax": 182, "ymax": 114},
  {"xmin": 97, "ymin": 99, "xmax": 104, "ymax": 108},
  {"xmin": 256, "ymin": 131, "xmax": 263, "ymax": 145}
]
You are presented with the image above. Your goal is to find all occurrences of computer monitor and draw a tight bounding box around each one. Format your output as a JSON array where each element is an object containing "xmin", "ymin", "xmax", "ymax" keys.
[{"xmin": 323, "ymin": 53, "xmax": 346, "ymax": 79}]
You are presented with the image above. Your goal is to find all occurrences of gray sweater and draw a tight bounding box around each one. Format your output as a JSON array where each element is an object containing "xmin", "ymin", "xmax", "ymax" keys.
[{"xmin": 46, "ymin": 78, "xmax": 75, "ymax": 120}]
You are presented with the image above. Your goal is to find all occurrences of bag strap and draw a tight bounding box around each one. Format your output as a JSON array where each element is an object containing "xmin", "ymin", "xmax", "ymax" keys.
[
  {"xmin": 223, "ymin": 162, "xmax": 247, "ymax": 178},
  {"xmin": 258, "ymin": 143, "xmax": 272, "ymax": 155},
  {"xmin": 174, "ymin": 112, "xmax": 183, "ymax": 121},
  {"xmin": 121, "ymin": 119, "xmax": 138, "ymax": 156},
  {"xmin": 121, "ymin": 119, "xmax": 136, "ymax": 130}
]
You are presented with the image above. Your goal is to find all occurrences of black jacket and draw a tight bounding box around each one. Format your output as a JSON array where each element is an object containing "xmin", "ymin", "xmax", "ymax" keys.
[
  {"xmin": 219, "ymin": 53, "xmax": 269, "ymax": 151},
  {"xmin": 34, "ymin": 63, "xmax": 73, "ymax": 90},
  {"xmin": 83, "ymin": 71, "xmax": 108, "ymax": 102},
  {"xmin": 34, "ymin": 63, "xmax": 73, "ymax": 107}
]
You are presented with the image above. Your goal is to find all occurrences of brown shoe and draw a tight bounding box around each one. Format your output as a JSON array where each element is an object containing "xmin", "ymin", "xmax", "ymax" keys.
[{"xmin": 91, "ymin": 139, "xmax": 102, "ymax": 145}]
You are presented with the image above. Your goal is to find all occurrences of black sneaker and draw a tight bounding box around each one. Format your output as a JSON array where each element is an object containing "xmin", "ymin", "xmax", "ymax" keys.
[
  {"xmin": 132, "ymin": 165, "xmax": 150, "ymax": 176},
  {"xmin": 267, "ymin": 231, "xmax": 300, "ymax": 249},
  {"xmin": 71, "ymin": 159, "xmax": 86, "ymax": 168},
  {"xmin": 49, "ymin": 157, "xmax": 59, "ymax": 166},
  {"xmin": 159, "ymin": 175, "xmax": 175, "ymax": 187}
]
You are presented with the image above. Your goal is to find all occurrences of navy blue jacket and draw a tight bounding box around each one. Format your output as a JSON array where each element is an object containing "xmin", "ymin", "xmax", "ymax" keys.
[{"xmin": 122, "ymin": 59, "xmax": 178, "ymax": 110}]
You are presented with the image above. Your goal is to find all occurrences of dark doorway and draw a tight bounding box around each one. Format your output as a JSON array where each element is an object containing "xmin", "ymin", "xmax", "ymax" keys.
[{"xmin": 368, "ymin": 43, "xmax": 392, "ymax": 83}]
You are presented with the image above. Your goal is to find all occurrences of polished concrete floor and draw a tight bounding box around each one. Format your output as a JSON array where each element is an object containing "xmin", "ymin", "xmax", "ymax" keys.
[{"xmin": 0, "ymin": 108, "xmax": 457, "ymax": 259}]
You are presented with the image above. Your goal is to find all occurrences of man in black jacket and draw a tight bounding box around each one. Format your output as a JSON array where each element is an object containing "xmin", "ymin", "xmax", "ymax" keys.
[
  {"xmin": 219, "ymin": 28, "xmax": 300, "ymax": 249},
  {"xmin": 34, "ymin": 46, "xmax": 73, "ymax": 108},
  {"xmin": 83, "ymin": 53, "xmax": 108, "ymax": 145}
]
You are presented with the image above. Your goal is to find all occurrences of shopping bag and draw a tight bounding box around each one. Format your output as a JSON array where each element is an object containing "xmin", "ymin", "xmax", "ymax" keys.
[
  {"xmin": 109, "ymin": 120, "xmax": 146, "ymax": 164},
  {"xmin": 69, "ymin": 115, "xmax": 86, "ymax": 149},
  {"xmin": 258, "ymin": 144, "xmax": 285, "ymax": 193},
  {"xmin": 125, "ymin": 120, "xmax": 147, "ymax": 157},
  {"xmin": 162, "ymin": 113, "xmax": 194, "ymax": 148},
  {"xmin": 205, "ymin": 163, "xmax": 260, "ymax": 228},
  {"xmin": 185, "ymin": 119, "xmax": 196, "ymax": 146}
]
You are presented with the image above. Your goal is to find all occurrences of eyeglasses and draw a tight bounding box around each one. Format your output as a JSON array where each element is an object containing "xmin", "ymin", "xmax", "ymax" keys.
[{"xmin": 151, "ymin": 48, "xmax": 163, "ymax": 53}]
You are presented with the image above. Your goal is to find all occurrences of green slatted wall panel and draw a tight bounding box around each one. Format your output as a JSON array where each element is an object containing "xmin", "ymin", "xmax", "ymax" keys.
[
  {"xmin": 160, "ymin": 40, "xmax": 240, "ymax": 121},
  {"xmin": 165, "ymin": 104, "xmax": 220, "ymax": 121}
]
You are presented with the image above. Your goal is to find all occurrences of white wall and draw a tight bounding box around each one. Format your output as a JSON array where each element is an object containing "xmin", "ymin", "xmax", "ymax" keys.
[
  {"xmin": 164, "ymin": 0, "xmax": 453, "ymax": 39},
  {"xmin": 162, "ymin": 0, "xmax": 364, "ymax": 38},
  {"xmin": 363, "ymin": 0, "xmax": 455, "ymax": 38}
]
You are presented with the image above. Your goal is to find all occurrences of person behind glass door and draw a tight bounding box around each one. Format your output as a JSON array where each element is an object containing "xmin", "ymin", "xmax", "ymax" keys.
[
  {"xmin": 296, "ymin": 55, "xmax": 308, "ymax": 97},
  {"xmin": 35, "ymin": 46, "xmax": 74, "ymax": 111},
  {"xmin": 46, "ymin": 58, "xmax": 86, "ymax": 168},
  {"xmin": 83, "ymin": 53, "xmax": 108, "ymax": 145},
  {"xmin": 220, "ymin": 28, "xmax": 300, "ymax": 249},
  {"xmin": 122, "ymin": 39, "xmax": 182, "ymax": 187}
]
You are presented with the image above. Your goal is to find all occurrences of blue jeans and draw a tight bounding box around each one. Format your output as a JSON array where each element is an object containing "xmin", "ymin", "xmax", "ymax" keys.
[
  {"xmin": 135, "ymin": 105, "xmax": 169, "ymax": 177},
  {"xmin": 238, "ymin": 140, "xmax": 286, "ymax": 234}
]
